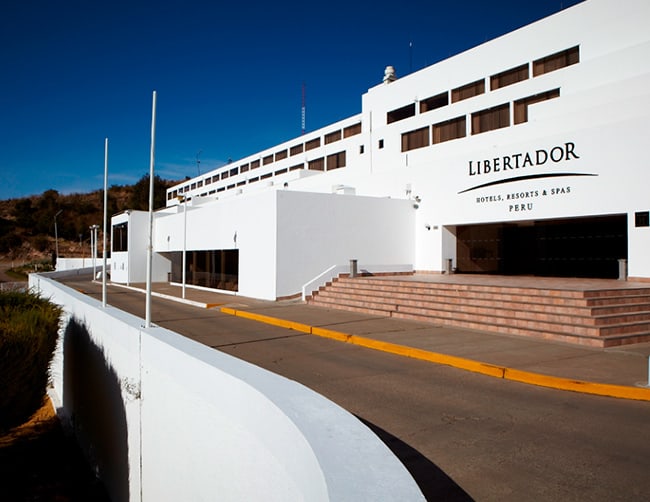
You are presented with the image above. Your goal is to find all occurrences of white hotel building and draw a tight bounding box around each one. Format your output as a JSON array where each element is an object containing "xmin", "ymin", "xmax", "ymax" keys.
[{"xmin": 111, "ymin": 0, "xmax": 650, "ymax": 301}]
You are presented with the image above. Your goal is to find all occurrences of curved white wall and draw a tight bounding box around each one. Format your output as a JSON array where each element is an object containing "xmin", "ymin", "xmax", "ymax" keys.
[{"xmin": 30, "ymin": 272, "xmax": 424, "ymax": 502}]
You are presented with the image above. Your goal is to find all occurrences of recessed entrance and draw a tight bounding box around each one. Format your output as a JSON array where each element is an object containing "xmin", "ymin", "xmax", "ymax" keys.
[{"xmin": 456, "ymin": 214, "xmax": 627, "ymax": 278}]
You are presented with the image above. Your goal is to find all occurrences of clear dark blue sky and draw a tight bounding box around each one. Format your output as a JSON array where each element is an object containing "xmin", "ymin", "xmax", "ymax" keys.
[{"xmin": 0, "ymin": 0, "xmax": 583, "ymax": 199}]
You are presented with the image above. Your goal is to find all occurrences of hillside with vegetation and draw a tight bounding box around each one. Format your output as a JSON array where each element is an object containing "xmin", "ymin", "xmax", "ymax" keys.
[{"xmin": 0, "ymin": 175, "xmax": 177, "ymax": 265}]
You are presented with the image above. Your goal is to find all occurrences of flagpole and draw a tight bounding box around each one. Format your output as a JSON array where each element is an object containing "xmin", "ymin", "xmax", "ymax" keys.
[
  {"xmin": 102, "ymin": 137, "xmax": 108, "ymax": 307},
  {"xmin": 145, "ymin": 91, "xmax": 156, "ymax": 328}
]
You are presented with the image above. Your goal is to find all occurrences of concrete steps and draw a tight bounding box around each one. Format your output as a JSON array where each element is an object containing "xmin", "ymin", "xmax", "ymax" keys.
[{"xmin": 306, "ymin": 276, "xmax": 650, "ymax": 347}]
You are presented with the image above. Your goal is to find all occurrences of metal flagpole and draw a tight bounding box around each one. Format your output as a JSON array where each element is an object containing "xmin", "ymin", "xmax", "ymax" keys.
[
  {"xmin": 102, "ymin": 137, "xmax": 108, "ymax": 307},
  {"xmin": 145, "ymin": 91, "xmax": 156, "ymax": 328}
]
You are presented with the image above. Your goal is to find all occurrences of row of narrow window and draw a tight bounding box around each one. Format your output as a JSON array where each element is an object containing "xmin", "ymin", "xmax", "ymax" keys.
[
  {"xmin": 168, "ymin": 151, "xmax": 347, "ymax": 200},
  {"xmin": 387, "ymin": 46, "xmax": 578, "ymax": 125},
  {"xmin": 401, "ymin": 89, "xmax": 560, "ymax": 152},
  {"xmin": 172, "ymin": 123, "xmax": 361, "ymax": 197}
]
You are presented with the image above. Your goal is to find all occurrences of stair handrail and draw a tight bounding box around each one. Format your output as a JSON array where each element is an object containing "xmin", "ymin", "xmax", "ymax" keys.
[
  {"xmin": 302, "ymin": 264, "xmax": 348, "ymax": 301},
  {"xmin": 301, "ymin": 263, "xmax": 413, "ymax": 301}
]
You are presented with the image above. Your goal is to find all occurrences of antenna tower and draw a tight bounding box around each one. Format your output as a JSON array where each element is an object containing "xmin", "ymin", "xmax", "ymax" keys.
[{"xmin": 301, "ymin": 82, "xmax": 306, "ymax": 135}]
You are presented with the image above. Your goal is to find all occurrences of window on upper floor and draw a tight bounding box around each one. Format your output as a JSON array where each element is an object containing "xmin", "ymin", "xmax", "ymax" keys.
[
  {"xmin": 420, "ymin": 92, "xmax": 448, "ymax": 113},
  {"xmin": 491, "ymin": 64, "xmax": 529, "ymax": 90},
  {"xmin": 290, "ymin": 143, "xmax": 304, "ymax": 156},
  {"xmin": 324, "ymin": 130, "xmax": 342, "ymax": 144},
  {"xmin": 387, "ymin": 103, "xmax": 416, "ymax": 124},
  {"xmin": 471, "ymin": 103, "xmax": 510, "ymax": 135},
  {"xmin": 514, "ymin": 89, "xmax": 560, "ymax": 124},
  {"xmin": 533, "ymin": 46, "xmax": 579, "ymax": 77},
  {"xmin": 401, "ymin": 127, "xmax": 430, "ymax": 152},
  {"xmin": 326, "ymin": 151, "xmax": 346, "ymax": 170},
  {"xmin": 308, "ymin": 157, "xmax": 325, "ymax": 171},
  {"xmin": 250, "ymin": 159, "xmax": 260, "ymax": 169},
  {"xmin": 263, "ymin": 154, "xmax": 273, "ymax": 165},
  {"xmin": 452, "ymin": 79, "xmax": 485, "ymax": 103},
  {"xmin": 275, "ymin": 149, "xmax": 288, "ymax": 161},
  {"xmin": 432, "ymin": 116, "xmax": 466, "ymax": 144},
  {"xmin": 343, "ymin": 122, "xmax": 362, "ymax": 137},
  {"xmin": 240, "ymin": 163, "xmax": 249, "ymax": 173},
  {"xmin": 305, "ymin": 138, "xmax": 320, "ymax": 151}
]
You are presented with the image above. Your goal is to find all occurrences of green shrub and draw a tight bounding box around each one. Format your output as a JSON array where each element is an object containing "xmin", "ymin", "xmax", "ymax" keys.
[{"xmin": 0, "ymin": 290, "xmax": 62, "ymax": 431}]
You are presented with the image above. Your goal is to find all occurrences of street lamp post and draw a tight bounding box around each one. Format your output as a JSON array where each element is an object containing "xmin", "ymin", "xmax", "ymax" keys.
[
  {"xmin": 182, "ymin": 195, "xmax": 187, "ymax": 299},
  {"xmin": 54, "ymin": 209, "xmax": 63, "ymax": 266},
  {"xmin": 90, "ymin": 224, "xmax": 99, "ymax": 280}
]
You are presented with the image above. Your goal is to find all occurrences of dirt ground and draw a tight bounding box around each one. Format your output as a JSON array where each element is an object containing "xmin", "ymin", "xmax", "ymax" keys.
[{"xmin": 0, "ymin": 400, "xmax": 109, "ymax": 501}]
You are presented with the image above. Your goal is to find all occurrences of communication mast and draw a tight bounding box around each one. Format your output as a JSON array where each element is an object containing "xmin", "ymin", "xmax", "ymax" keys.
[{"xmin": 301, "ymin": 82, "xmax": 306, "ymax": 135}]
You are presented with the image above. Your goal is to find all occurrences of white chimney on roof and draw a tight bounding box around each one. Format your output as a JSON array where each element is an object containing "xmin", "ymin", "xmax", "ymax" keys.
[{"xmin": 383, "ymin": 65, "xmax": 397, "ymax": 84}]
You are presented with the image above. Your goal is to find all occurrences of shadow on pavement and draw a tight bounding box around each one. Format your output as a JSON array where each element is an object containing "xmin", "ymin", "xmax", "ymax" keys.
[{"xmin": 358, "ymin": 416, "xmax": 474, "ymax": 502}]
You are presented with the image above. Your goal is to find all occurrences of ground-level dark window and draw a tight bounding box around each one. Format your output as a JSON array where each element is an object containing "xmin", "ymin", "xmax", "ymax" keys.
[
  {"xmin": 170, "ymin": 249, "xmax": 239, "ymax": 292},
  {"xmin": 636, "ymin": 211, "xmax": 650, "ymax": 227},
  {"xmin": 112, "ymin": 222, "xmax": 128, "ymax": 252}
]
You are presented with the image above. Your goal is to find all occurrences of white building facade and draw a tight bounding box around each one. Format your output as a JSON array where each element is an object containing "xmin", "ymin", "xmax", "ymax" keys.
[{"xmin": 112, "ymin": 0, "xmax": 650, "ymax": 300}]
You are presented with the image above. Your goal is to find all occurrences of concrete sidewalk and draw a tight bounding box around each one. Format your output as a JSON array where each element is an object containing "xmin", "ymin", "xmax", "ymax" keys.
[{"xmin": 119, "ymin": 281, "xmax": 650, "ymax": 401}]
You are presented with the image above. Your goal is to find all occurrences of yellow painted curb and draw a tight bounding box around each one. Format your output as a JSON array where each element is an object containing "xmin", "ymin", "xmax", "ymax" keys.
[
  {"xmin": 504, "ymin": 368, "xmax": 650, "ymax": 401},
  {"xmin": 221, "ymin": 307, "xmax": 312, "ymax": 334},
  {"xmin": 218, "ymin": 308, "xmax": 650, "ymax": 402}
]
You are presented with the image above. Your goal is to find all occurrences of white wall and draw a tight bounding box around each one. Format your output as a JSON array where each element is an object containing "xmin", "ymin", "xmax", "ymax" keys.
[
  {"xmin": 276, "ymin": 190, "xmax": 415, "ymax": 298},
  {"xmin": 31, "ymin": 272, "xmax": 424, "ymax": 502},
  {"xmin": 155, "ymin": 191, "xmax": 279, "ymax": 300},
  {"xmin": 56, "ymin": 257, "xmax": 111, "ymax": 273}
]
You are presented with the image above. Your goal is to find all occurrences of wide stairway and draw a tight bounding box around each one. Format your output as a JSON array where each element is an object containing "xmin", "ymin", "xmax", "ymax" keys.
[{"xmin": 306, "ymin": 274, "xmax": 650, "ymax": 347}]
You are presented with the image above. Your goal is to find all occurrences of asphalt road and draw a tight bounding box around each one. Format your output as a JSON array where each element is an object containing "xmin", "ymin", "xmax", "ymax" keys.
[{"xmin": 63, "ymin": 279, "xmax": 650, "ymax": 501}]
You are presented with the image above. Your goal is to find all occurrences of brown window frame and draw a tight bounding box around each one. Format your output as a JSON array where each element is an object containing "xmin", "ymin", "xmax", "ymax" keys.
[
  {"xmin": 491, "ymin": 64, "xmax": 529, "ymax": 90},
  {"xmin": 305, "ymin": 138, "xmax": 320, "ymax": 151},
  {"xmin": 420, "ymin": 92, "xmax": 449, "ymax": 113},
  {"xmin": 387, "ymin": 103, "xmax": 416, "ymax": 124},
  {"xmin": 471, "ymin": 103, "xmax": 510, "ymax": 135},
  {"xmin": 514, "ymin": 89, "xmax": 560, "ymax": 124},
  {"xmin": 324, "ymin": 130, "xmax": 342, "ymax": 144},
  {"xmin": 326, "ymin": 151, "xmax": 346, "ymax": 170},
  {"xmin": 432, "ymin": 116, "xmax": 466, "ymax": 144},
  {"xmin": 308, "ymin": 157, "xmax": 325, "ymax": 171},
  {"xmin": 452, "ymin": 79, "xmax": 485, "ymax": 103},
  {"xmin": 533, "ymin": 46, "xmax": 579, "ymax": 77},
  {"xmin": 401, "ymin": 127, "xmax": 430, "ymax": 152},
  {"xmin": 343, "ymin": 122, "xmax": 362, "ymax": 137}
]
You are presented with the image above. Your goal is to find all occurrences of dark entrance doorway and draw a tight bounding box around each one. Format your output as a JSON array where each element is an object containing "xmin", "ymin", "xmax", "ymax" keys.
[{"xmin": 456, "ymin": 214, "xmax": 627, "ymax": 279}]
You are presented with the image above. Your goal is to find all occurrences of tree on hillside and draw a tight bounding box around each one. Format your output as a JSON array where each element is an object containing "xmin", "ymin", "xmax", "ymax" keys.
[{"xmin": 128, "ymin": 174, "xmax": 168, "ymax": 211}]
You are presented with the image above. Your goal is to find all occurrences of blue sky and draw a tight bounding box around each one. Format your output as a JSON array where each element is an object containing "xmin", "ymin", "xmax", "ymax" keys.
[{"xmin": 0, "ymin": 0, "xmax": 583, "ymax": 200}]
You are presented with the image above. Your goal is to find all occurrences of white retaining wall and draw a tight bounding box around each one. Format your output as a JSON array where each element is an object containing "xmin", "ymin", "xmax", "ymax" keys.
[{"xmin": 30, "ymin": 272, "xmax": 424, "ymax": 502}]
